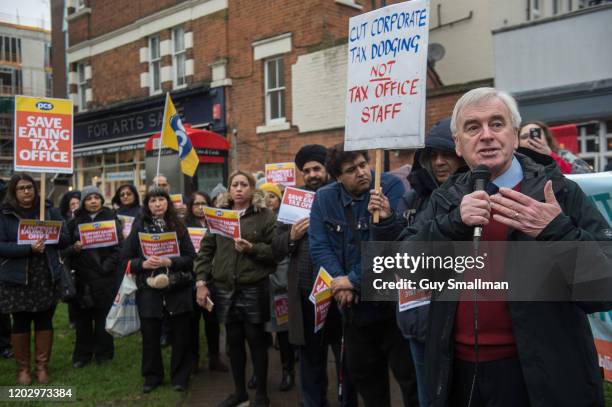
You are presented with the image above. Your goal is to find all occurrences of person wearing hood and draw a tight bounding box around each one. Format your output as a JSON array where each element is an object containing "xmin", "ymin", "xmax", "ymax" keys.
[
  {"xmin": 0, "ymin": 173, "xmax": 70, "ymax": 385},
  {"xmin": 64, "ymin": 186, "xmax": 122, "ymax": 368},
  {"xmin": 58, "ymin": 190, "xmax": 81, "ymax": 222},
  {"xmin": 386, "ymin": 118, "xmax": 465, "ymax": 407}
]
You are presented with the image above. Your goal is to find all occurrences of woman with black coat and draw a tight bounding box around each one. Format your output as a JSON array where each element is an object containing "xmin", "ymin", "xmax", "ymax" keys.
[
  {"xmin": 121, "ymin": 187, "xmax": 196, "ymax": 393},
  {"xmin": 64, "ymin": 186, "xmax": 122, "ymax": 368},
  {"xmin": 0, "ymin": 173, "xmax": 70, "ymax": 385},
  {"xmin": 112, "ymin": 184, "xmax": 141, "ymax": 219}
]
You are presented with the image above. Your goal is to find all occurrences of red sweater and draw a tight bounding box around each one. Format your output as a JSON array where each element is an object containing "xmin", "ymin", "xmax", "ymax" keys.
[{"xmin": 453, "ymin": 184, "xmax": 521, "ymax": 362}]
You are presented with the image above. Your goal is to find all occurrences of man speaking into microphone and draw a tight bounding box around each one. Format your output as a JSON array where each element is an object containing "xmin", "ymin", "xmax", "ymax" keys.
[{"xmin": 369, "ymin": 87, "xmax": 612, "ymax": 407}]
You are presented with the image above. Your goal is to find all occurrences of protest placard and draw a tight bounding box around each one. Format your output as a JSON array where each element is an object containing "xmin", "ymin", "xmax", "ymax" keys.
[
  {"xmin": 309, "ymin": 267, "xmax": 334, "ymax": 333},
  {"xmin": 277, "ymin": 187, "xmax": 315, "ymax": 225},
  {"xmin": 203, "ymin": 207, "xmax": 241, "ymax": 239},
  {"xmin": 187, "ymin": 227, "xmax": 206, "ymax": 252},
  {"xmin": 78, "ymin": 221, "xmax": 119, "ymax": 249},
  {"xmin": 17, "ymin": 220, "xmax": 62, "ymax": 245},
  {"xmin": 398, "ymin": 287, "xmax": 431, "ymax": 312},
  {"xmin": 117, "ymin": 215, "xmax": 135, "ymax": 239},
  {"xmin": 265, "ymin": 162, "xmax": 296, "ymax": 186},
  {"xmin": 274, "ymin": 293, "xmax": 289, "ymax": 326},
  {"xmin": 14, "ymin": 96, "xmax": 73, "ymax": 173},
  {"xmin": 345, "ymin": 1, "xmax": 429, "ymax": 151},
  {"xmin": 170, "ymin": 194, "xmax": 184, "ymax": 209},
  {"xmin": 138, "ymin": 232, "xmax": 180, "ymax": 258}
]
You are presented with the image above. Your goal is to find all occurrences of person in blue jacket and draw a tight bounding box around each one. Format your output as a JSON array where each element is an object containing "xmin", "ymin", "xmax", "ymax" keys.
[{"xmin": 308, "ymin": 143, "xmax": 418, "ymax": 407}]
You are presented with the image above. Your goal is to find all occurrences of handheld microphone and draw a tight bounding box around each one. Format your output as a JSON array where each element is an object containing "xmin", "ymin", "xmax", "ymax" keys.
[{"xmin": 471, "ymin": 165, "xmax": 491, "ymax": 250}]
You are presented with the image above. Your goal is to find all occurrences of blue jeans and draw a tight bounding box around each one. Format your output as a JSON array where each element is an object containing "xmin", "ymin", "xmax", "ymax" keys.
[{"xmin": 409, "ymin": 338, "xmax": 428, "ymax": 407}]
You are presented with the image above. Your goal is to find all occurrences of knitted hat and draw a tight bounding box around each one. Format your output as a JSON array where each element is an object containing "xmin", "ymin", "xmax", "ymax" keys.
[
  {"xmin": 81, "ymin": 185, "xmax": 105, "ymax": 205},
  {"xmin": 210, "ymin": 183, "xmax": 227, "ymax": 200},
  {"xmin": 295, "ymin": 144, "xmax": 328, "ymax": 171},
  {"xmin": 259, "ymin": 182, "xmax": 282, "ymax": 200}
]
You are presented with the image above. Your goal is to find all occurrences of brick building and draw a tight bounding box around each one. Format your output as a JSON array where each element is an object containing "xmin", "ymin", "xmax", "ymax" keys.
[{"xmin": 52, "ymin": 0, "xmax": 486, "ymax": 198}]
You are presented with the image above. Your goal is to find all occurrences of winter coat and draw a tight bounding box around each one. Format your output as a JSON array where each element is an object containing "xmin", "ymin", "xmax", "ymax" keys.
[
  {"xmin": 375, "ymin": 152, "xmax": 612, "ymax": 407},
  {"xmin": 64, "ymin": 207, "xmax": 122, "ymax": 309},
  {"xmin": 0, "ymin": 203, "xmax": 69, "ymax": 286},
  {"xmin": 121, "ymin": 218, "xmax": 196, "ymax": 319},
  {"xmin": 309, "ymin": 172, "xmax": 405, "ymax": 326},
  {"xmin": 194, "ymin": 192, "xmax": 277, "ymax": 291},
  {"xmin": 272, "ymin": 185, "xmax": 320, "ymax": 345}
]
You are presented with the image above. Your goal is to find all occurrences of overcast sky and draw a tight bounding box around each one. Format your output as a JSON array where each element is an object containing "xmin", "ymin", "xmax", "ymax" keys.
[{"xmin": 0, "ymin": 0, "xmax": 50, "ymax": 30}]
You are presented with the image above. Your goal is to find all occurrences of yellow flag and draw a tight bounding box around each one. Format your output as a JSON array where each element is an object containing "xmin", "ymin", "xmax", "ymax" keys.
[{"xmin": 160, "ymin": 93, "xmax": 199, "ymax": 177}]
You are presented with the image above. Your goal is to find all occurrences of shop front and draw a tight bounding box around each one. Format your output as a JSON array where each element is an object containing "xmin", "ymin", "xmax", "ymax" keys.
[{"xmin": 73, "ymin": 84, "xmax": 226, "ymax": 199}]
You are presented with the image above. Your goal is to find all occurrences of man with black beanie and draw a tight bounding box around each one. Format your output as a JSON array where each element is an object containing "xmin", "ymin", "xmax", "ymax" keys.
[{"xmin": 272, "ymin": 144, "xmax": 357, "ymax": 407}]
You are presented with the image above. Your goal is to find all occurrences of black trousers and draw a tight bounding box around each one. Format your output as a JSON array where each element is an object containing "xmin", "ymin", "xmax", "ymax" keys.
[
  {"xmin": 449, "ymin": 357, "xmax": 530, "ymax": 407},
  {"xmin": 344, "ymin": 313, "xmax": 419, "ymax": 407},
  {"xmin": 11, "ymin": 307, "xmax": 55, "ymax": 334},
  {"xmin": 0, "ymin": 313, "xmax": 11, "ymax": 350},
  {"xmin": 73, "ymin": 306, "xmax": 114, "ymax": 363},
  {"xmin": 141, "ymin": 312, "xmax": 193, "ymax": 387},
  {"xmin": 277, "ymin": 331, "xmax": 294, "ymax": 371},
  {"xmin": 299, "ymin": 291, "xmax": 357, "ymax": 407},
  {"xmin": 191, "ymin": 297, "xmax": 221, "ymax": 361},
  {"xmin": 226, "ymin": 320, "xmax": 268, "ymax": 397}
]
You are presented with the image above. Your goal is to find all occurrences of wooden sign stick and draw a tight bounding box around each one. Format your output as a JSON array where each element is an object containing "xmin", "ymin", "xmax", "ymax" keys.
[
  {"xmin": 373, "ymin": 149, "xmax": 383, "ymax": 224},
  {"xmin": 39, "ymin": 172, "xmax": 46, "ymax": 221}
]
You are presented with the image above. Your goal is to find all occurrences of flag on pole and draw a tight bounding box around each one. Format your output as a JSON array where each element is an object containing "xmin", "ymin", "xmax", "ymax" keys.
[{"xmin": 160, "ymin": 93, "xmax": 199, "ymax": 177}]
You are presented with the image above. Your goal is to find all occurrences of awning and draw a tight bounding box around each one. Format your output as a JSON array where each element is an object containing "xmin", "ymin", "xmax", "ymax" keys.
[{"xmin": 145, "ymin": 124, "xmax": 229, "ymax": 164}]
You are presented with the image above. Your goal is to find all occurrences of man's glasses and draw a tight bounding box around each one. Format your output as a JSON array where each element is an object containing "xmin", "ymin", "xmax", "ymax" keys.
[
  {"xmin": 16, "ymin": 185, "xmax": 34, "ymax": 192},
  {"xmin": 120, "ymin": 192, "xmax": 133, "ymax": 197}
]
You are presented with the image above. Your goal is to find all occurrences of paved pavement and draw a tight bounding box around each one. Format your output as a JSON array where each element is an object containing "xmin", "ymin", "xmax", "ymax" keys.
[{"xmin": 183, "ymin": 333, "xmax": 404, "ymax": 406}]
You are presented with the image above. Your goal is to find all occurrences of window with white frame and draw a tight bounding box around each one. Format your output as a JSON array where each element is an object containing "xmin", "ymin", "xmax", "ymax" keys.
[
  {"xmin": 552, "ymin": 0, "xmax": 560, "ymax": 15},
  {"xmin": 172, "ymin": 27, "xmax": 186, "ymax": 88},
  {"xmin": 76, "ymin": 0, "xmax": 86, "ymax": 11},
  {"xmin": 532, "ymin": 0, "xmax": 541, "ymax": 18},
  {"xmin": 264, "ymin": 57, "xmax": 285, "ymax": 124},
  {"xmin": 76, "ymin": 63, "xmax": 87, "ymax": 111},
  {"xmin": 149, "ymin": 35, "xmax": 161, "ymax": 94}
]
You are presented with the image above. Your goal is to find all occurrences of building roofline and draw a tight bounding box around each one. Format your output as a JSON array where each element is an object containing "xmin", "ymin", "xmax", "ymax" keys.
[
  {"xmin": 0, "ymin": 21, "xmax": 51, "ymax": 34},
  {"xmin": 492, "ymin": 3, "xmax": 612, "ymax": 35}
]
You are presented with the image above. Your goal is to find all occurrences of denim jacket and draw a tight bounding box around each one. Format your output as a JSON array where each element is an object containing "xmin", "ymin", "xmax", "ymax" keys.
[{"xmin": 309, "ymin": 172, "xmax": 405, "ymax": 291}]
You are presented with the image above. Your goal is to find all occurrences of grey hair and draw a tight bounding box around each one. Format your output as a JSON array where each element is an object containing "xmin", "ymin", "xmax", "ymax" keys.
[{"xmin": 450, "ymin": 87, "xmax": 522, "ymax": 135}]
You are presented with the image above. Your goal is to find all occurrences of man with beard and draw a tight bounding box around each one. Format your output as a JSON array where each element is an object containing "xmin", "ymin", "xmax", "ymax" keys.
[
  {"xmin": 272, "ymin": 145, "xmax": 357, "ymax": 406},
  {"xmin": 309, "ymin": 143, "xmax": 418, "ymax": 407}
]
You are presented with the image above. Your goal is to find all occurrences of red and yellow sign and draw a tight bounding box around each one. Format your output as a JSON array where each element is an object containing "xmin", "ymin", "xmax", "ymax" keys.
[
  {"xmin": 117, "ymin": 215, "xmax": 135, "ymax": 239},
  {"xmin": 265, "ymin": 162, "xmax": 296, "ymax": 186},
  {"xmin": 187, "ymin": 227, "xmax": 206, "ymax": 252},
  {"xmin": 138, "ymin": 232, "xmax": 180, "ymax": 258},
  {"xmin": 78, "ymin": 221, "xmax": 119, "ymax": 249},
  {"xmin": 170, "ymin": 194, "xmax": 184, "ymax": 209},
  {"xmin": 274, "ymin": 293, "xmax": 289, "ymax": 326},
  {"xmin": 309, "ymin": 267, "xmax": 334, "ymax": 333},
  {"xmin": 17, "ymin": 220, "xmax": 62, "ymax": 245},
  {"xmin": 14, "ymin": 95, "xmax": 73, "ymax": 173},
  {"xmin": 203, "ymin": 207, "xmax": 241, "ymax": 239}
]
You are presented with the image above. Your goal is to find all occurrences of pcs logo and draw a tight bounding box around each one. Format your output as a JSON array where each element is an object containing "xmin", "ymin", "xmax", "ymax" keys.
[
  {"xmin": 36, "ymin": 101, "xmax": 54, "ymax": 111},
  {"xmin": 215, "ymin": 210, "xmax": 224, "ymax": 217},
  {"xmin": 152, "ymin": 235, "xmax": 161, "ymax": 241}
]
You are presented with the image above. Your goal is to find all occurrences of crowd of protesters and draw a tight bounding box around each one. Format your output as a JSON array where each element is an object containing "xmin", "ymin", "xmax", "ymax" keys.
[{"xmin": 1, "ymin": 87, "xmax": 611, "ymax": 407}]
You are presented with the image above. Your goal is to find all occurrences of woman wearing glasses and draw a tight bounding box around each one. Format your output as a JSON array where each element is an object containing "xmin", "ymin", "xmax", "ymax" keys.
[
  {"xmin": 185, "ymin": 191, "xmax": 228, "ymax": 373},
  {"xmin": 0, "ymin": 173, "xmax": 69, "ymax": 385},
  {"xmin": 112, "ymin": 184, "xmax": 141, "ymax": 219}
]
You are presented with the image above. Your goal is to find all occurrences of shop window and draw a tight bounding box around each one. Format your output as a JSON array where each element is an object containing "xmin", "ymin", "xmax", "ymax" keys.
[
  {"xmin": 76, "ymin": 63, "xmax": 87, "ymax": 112},
  {"xmin": 172, "ymin": 27, "xmax": 186, "ymax": 88},
  {"xmin": 76, "ymin": 0, "xmax": 86, "ymax": 11},
  {"xmin": 264, "ymin": 56, "xmax": 285, "ymax": 124},
  {"xmin": 149, "ymin": 35, "xmax": 161, "ymax": 94},
  {"xmin": 45, "ymin": 72, "xmax": 52, "ymax": 97},
  {"xmin": 532, "ymin": 0, "xmax": 541, "ymax": 18}
]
